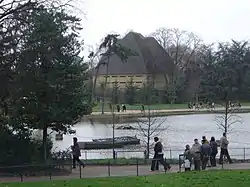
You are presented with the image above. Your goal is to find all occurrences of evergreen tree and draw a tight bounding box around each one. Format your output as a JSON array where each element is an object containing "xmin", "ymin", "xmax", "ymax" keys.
[
  {"xmin": 14, "ymin": 6, "xmax": 91, "ymax": 161},
  {"xmin": 112, "ymin": 80, "xmax": 120, "ymax": 104},
  {"xmin": 124, "ymin": 78, "xmax": 136, "ymax": 105}
]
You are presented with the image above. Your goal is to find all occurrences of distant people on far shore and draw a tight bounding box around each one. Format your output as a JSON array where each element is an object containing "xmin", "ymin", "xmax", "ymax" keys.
[
  {"xmin": 211, "ymin": 102, "xmax": 215, "ymax": 110},
  {"xmin": 141, "ymin": 105, "xmax": 145, "ymax": 112},
  {"xmin": 116, "ymin": 105, "xmax": 120, "ymax": 112},
  {"xmin": 122, "ymin": 104, "xmax": 126, "ymax": 112}
]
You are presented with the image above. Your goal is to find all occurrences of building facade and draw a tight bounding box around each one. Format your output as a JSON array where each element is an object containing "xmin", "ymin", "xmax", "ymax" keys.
[{"xmin": 93, "ymin": 31, "xmax": 174, "ymax": 90}]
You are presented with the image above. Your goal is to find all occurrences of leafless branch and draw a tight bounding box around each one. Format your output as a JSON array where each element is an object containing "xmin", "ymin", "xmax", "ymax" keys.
[
  {"xmin": 151, "ymin": 27, "xmax": 202, "ymax": 70},
  {"xmin": 214, "ymin": 105, "xmax": 242, "ymax": 135},
  {"xmin": 135, "ymin": 107, "xmax": 170, "ymax": 158}
]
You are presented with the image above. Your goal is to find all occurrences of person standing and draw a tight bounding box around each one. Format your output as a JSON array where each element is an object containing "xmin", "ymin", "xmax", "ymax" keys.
[
  {"xmin": 71, "ymin": 137, "xmax": 85, "ymax": 169},
  {"xmin": 184, "ymin": 144, "xmax": 192, "ymax": 171},
  {"xmin": 191, "ymin": 139, "xmax": 201, "ymax": 171},
  {"xmin": 200, "ymin": 139, "xmax": 211, "ymax": 170},
  {"xmin": 141, "ymin": 105, "xmax": 145, "ymax": 113},
  {"xmin": 219, "ymin": 133, "xmax": 232, "ymax": 164},
  {"xmin": 210, "ymin": 136, "xmax": 218, "ymax": 167},
  {"xmin": 202, "ymin": 136, "xmax": 211, "ymax": 167},
  {"xmin": 116, "ymin": 105, "xmax": 120, "ymax": 112},
  {"xmin": 151, "ymin": 137, "xmax": 171, "ymax": 171},
  {"xmin": 202, "ymin": 136, "xmax": 209, "ymax": 144}
]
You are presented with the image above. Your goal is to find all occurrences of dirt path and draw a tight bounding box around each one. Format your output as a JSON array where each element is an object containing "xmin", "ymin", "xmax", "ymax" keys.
[{"xmin": 1, "ymin": 163, "xmax": 250, "ymax": 183}]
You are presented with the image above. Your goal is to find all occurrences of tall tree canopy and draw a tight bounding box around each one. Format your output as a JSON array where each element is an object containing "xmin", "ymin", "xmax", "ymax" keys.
[
  {"xmin": 199, "ymin": 40, "xmax": 250, "ymax": 103},
  {"xmin": 0, "ymin": 1, "xmax": 91, "ymax": 164}
]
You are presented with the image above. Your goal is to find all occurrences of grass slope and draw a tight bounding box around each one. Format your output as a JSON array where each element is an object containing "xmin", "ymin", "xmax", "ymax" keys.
[{"xmin": 2, "ymin": 170, "xmax": 250, "ymax": 187}]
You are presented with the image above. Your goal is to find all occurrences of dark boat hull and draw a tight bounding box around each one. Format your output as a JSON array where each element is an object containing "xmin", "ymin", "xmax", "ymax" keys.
[{"xmin": 78, "ymin": 139, "xmax": 140, "ymax": 150}]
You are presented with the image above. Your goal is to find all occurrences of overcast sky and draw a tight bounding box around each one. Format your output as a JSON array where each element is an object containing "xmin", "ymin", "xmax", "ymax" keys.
[{"xmin": 81, "ymin": 0, "xmax": 250, "ymax": 53}]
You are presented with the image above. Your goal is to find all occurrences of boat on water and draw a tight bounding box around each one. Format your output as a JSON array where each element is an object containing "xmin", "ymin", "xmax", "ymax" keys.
[
  {"xmin": 93, "ymin": 136, "xmax": 138, "ymax": 142},
  {"xmin": 55, "ymin": 134, "xmax": 63, "ymax": 141},
  {"xmin": 78, "ymin": 136, "xmax": 140, "ymax": 150}
]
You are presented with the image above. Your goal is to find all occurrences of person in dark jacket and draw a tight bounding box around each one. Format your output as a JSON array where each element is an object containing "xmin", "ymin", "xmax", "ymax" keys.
[
  {"xmin": 200, "ymin": 139, "xmax": 211, "ymax": 170},
  {"xmin": 210, "ymin": 136, "xmax": 218, "ymax": 167},
  {"xmin": 71, "ymin": 137, "xmax": 85, "ymax": 169},
  {"xmin": 151, "ymin": 137, "xmax": 171, "ymax": 171}
]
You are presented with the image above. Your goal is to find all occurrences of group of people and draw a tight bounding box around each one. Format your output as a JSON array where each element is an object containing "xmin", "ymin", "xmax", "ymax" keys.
[
  {"xmin": 115, "ymin": 104, "xmax": 127, "ymax": 112},
  {"xmin": 183, "ymin": 133, "xmax": 232, "ymax": 171},
  {"xmin": 188, "ymin": 102, "xmax": 215, "ymax": 110},
  {"xmin": 71, "ymin": 133, "xmax": 232, "ymax": 172}
]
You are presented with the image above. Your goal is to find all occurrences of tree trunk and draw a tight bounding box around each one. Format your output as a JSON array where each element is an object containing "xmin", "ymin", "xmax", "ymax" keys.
[
  {"xmin": 42, "ymin": 125, "xmax": 48, "ymax": 162},
  {"xmin": 101, "ymin": 59, "xmax": 110, "ymax": 114},
  {"xmin": 92, "ymin": 66, "xmax": 100, "ymax": 105},
  {"xmin": 112, "ymin": 107, "xmax": 115, "ymax": 159},
  {"xmin": 146, "ymin": 106, "xmax": 151, "ymax": 159},
  {"xmin": 146, "ymin": 140, "xmax": 150, "ymax": 159},
  {"xmin": 224, "ymin": 101, "xmax": 229, "ymax": 135}
]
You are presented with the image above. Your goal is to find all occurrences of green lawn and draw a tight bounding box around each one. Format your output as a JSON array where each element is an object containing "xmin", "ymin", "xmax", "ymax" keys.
[
  {"xmin": 3, "ymin": 170, "xmax": 250, "ymax": 187},
  {"xmin": 92, "ymin": 103, "xmax": 188, "ymax": 112}
]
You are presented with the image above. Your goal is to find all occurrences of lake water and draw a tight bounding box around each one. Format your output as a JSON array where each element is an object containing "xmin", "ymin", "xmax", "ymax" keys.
[{"xmin": 52, "ymin": 113, "xmax": 250, "ymax": 160}]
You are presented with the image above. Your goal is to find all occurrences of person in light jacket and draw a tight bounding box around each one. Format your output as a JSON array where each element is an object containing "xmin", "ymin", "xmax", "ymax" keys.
[
  {"xmin": 150, "ymin": 137, "xmax": 171, "ymax": 171},
  {"xmin": 191, "ymin": 138, "xmax": 201, "ymax": 171},
  {"xmin": 219, "ymin": 133, "xmax": 232, "ymax": 164}
]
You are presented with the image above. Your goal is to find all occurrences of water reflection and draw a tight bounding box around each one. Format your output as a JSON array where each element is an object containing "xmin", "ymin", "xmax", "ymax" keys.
[{"xmin": 52, "ymin": 113, "xmax": 250, "ymax": 159}]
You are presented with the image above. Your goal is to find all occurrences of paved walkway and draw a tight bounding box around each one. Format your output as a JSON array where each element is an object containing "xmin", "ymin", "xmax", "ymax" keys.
[
  {"xmin": 1, "ymin": 163, "xmax": 250, "ymax": 182},
  {"xmin": 91, "ymin": 106, "xmax": 250, "ymax": 115}
]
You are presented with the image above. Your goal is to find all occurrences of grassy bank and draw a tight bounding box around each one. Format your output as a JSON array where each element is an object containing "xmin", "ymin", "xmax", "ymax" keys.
[{"xmin": 3, "ymin": 170, "xmax": 250, "ymax": 187}]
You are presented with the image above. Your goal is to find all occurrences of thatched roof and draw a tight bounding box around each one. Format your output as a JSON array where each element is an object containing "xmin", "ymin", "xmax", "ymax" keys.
[{"xmin": 94, "ymin": 32, "xmax": 174, "ymax": 76}]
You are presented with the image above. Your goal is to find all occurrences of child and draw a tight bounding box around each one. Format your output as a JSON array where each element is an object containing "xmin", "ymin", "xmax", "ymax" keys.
[
  {"xmin": 184, "ymin": 159, "xmax": 191, "ymax": 171},
  {"xmin": 184, "ymin": 144, "xmax": 192, "ymax": 171}
]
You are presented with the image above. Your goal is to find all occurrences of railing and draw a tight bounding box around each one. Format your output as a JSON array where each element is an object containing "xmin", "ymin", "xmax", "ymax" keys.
[
  {"xmin": 1, "ymin": 156, "xmax": 250, "ymax": 183},
  {"xmin": 81, "ymin": 147, "xmax": 250, "ymax": 161},
  {"xmin": 1, "ymin": 147, "xmax": 250, "ymax": 182}
]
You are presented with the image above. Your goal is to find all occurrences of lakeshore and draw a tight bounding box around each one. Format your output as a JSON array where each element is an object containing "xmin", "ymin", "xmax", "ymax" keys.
[{"xmin": 85, "ymin": 106, "xmax": 250, "ymax": 121}]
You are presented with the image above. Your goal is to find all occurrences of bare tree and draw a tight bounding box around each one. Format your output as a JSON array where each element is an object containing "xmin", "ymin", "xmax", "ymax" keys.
[
  {"xmin": 136, "ymin": 108, "xmax": 169, "ymax": 159},
  {"xmin": 108, "ymin": 102, "xmax": 116, "ymax": 159},
  {"xmin": 135, "ymin": 76, "xmax": 169, "ymax": 159},
  {"xmin": 151, "ymin": 28, "xmax": 202, "ymax": 70},
  {"xmin": 214, "ymin": 102, "xmax": 243, "ymax": 135},
  {"xmin": 87, "ymin": 44, "xmax": 102, "ymax": 69},
  {"xmin": 0, "ymin": 0, "xmax": 79, "ymax": 23},
  {"xmin": 151, "ymin": 28, "xmax": 204, "ymax": 102}
]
